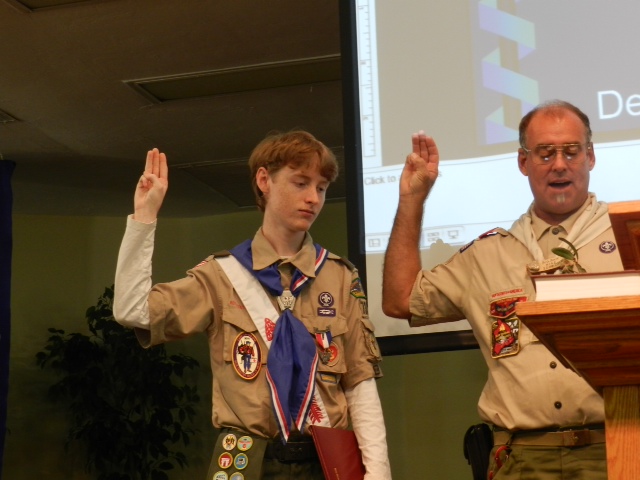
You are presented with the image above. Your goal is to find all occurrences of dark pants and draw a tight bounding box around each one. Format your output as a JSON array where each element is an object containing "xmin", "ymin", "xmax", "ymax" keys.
[{"xmin": 261, "ymin": 457, "xmax": 325, "ymax": 479}]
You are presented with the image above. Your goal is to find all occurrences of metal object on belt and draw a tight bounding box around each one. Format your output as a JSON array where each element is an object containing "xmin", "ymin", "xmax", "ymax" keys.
[
  {"xmin": 264, "ymin": 436, "xmax": 318, "ymax": 463},
  {"xmin": 493, "ymin": 427, "xmax": 606, "ymax": 447}
]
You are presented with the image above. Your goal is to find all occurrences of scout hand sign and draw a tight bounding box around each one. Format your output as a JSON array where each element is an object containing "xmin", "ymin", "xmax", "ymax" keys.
[
  {"xmin": 399, "ymin": 131, "xmax": 440, "ymax": 200},
  {"xmin": 133, "ymin": 148, "xmax": 169, "ymax": 223}
]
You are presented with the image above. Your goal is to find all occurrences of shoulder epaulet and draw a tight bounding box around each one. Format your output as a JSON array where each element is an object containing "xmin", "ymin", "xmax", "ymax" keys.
[
  {"xmin": 458, "ymin": 227, "xmax": 509, "ymax": 254},
  {"xmin": 478, "ymin": 227, "xmax": 508, "ymax": 239},
  {"xmin": 327, "ymin": 252, "xmax": 356, "ymax": 271},
  {"xmin": 192, "ymin": 250, "xmax": 230, "ymax": 269}
]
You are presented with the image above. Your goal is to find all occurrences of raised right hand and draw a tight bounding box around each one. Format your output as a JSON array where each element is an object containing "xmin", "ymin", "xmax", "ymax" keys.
[
  {"xmin": 399, "ymin": 131, "xmax": 439, "ymax": 200},
  {"xmin": 133, "ymin": 148, "xmax": 168, "ymax": 223}
]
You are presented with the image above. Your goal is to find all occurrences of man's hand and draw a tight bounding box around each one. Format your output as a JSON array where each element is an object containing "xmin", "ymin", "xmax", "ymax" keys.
[
  {"xmin": 133, "ymin": 148, "xmax": 168, "ymax": 223},
  {"xmin": 381, "ymin": 131, "xmax": 438, "ymax": 319},
  {"xmin": 400, "ymin": 131, "xmax": 439, "ymax": 200}
]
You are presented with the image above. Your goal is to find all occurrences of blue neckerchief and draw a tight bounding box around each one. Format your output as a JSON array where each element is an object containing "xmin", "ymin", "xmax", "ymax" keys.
[{"xmin": 229, "ymin": 239, "xmax": 329, "ymax": 442}]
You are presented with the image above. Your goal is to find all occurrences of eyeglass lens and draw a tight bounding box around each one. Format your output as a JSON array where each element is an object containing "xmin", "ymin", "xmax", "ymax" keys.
[{"xmin": 535, "ymin": 144, "xmax": 583, "ymax": 162}]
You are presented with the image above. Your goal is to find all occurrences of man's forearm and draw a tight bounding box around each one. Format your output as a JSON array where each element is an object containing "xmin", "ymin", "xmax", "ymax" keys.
[{"xmin": 382, "ymin": 195, "xmax": 425, "ymax": 318}]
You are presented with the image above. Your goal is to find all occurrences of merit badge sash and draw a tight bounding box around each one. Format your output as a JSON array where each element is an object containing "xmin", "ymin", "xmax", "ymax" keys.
[
  {"xmin": 488, "ymin": 290, "xmax": 528, "ymax": 359},
  {"xmin": 217, "ymin": 244, "xmax": 331, "ymax": 442}
]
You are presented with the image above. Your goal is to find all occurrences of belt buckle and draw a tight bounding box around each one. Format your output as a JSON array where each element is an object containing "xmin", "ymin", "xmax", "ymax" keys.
[
  {"xmin": 286, "ymin": 443, "xmax": 305, "ymax": 462},
  {"xmin": 562, "ymin": 429, "xmax": 591, "ymax": 446}
]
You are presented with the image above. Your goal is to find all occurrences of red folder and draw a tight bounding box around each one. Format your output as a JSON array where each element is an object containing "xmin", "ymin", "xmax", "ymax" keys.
[{"xmin": 310, "ymin": 425, "xmax": 365, "ymax": 480}]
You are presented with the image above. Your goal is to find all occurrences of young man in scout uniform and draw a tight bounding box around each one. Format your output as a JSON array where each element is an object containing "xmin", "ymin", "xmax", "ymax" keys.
[
  {"xmin": 382, "ymin": 100, "xmax": 621, "ymax": 479},
  {"xmin": 113, "ymin": 130, "xmax": 392, "ymax": 479}
]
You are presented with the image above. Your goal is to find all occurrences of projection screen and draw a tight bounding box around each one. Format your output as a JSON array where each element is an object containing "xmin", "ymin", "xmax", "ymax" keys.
[{"xmin": 340, "ymin": 0, "xmax": 640, "ymax": 354}]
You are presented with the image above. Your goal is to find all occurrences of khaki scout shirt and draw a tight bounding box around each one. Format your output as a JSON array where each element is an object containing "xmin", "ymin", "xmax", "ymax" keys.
[
  {"xmin": 141, "ymin": 229, "xmax": 382, "ymax": 439},
  {"xmin": 409, "ymin": 203, "xmax": 623, "ymax": 431}
]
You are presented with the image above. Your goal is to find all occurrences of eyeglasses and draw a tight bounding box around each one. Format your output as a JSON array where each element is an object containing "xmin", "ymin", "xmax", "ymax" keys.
[{"xmin": 521, "ymin": 143, "xmax": 591, "ymax": 165}]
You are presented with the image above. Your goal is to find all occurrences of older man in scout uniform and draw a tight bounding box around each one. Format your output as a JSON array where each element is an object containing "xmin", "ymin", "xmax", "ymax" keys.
[{"xmin": 382, "ymin": 100, "xmax": 622, "ymax": 479}]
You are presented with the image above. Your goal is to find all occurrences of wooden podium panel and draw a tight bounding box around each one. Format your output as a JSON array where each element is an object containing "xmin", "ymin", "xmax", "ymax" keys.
[
  {"xmin": 516, "ymin": 296, "xmax": 640, "ymax": 392},
  {"xmin": 608, "ymin": 200, "xmax": 640, "ymax": 270},
  {"xmin": 516, "ymin": 296, "xmax": 640, "ymax": 479}
]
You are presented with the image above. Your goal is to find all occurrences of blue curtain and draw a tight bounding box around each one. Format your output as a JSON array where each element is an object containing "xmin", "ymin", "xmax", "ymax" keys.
[{"xmin": 0, "ymin": 160, "xmax": 15, "ymax": 476}]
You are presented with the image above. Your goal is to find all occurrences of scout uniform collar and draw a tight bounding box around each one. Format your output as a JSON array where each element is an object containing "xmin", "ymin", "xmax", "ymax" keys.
[
  {"xmin": 530, "ymin": 197, "xmax": 589, "ymax": 242},
  {"xmin": 250, "ymin": 229, "xmax": 318, "ymax": 279}
]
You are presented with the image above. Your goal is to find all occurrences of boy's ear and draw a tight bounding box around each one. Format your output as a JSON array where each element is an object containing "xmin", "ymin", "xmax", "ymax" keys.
[{"xmin": 256, "ymin": 167, "xmax": 270, "ymax": 195}]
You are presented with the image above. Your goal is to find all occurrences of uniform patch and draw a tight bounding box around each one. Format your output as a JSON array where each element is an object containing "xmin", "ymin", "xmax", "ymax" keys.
[
  {"xmin": 491, "ymin": 288, "xmax": 525, "ymax": 300},
  {"xmin": 237, "ymin": 436, "xmax": 253, "ymax": 451},
  {"xmin": 318, "ymin": 291, "xmax": 334, "ymax": 307},
  {"xmin": 264, "ymin": 318, "xmax": 275, "ymax": 341},
  {"xmin": 218, "ymin": 452, "xmax": 233, "ymax": 469},
  {"xmin": 489, "ymin": 296, "xmax": 528, "ymax": 319},
  {"xmin": 317, "ymin": 307, "xmax": 336, "ymax": 317},
  {"xmin": 350, "ymin": 278, "xmax": 366, "ymax": 299},
  {"xmin": 489, "ymin": 291, "xmax": 525, "ymax": 358},
  {"xmin": 212, "ymin": 471, "xmax": 228, "ymax": 480},
  {"xmin": 222, "ymin": 433, "xmax": 237, "ymax": 451},
  {"xmin": 317, "ymin": 291, "xmax": 336, "ymax": 317},
  {"xmin": 319, "ymin": 372, "xmax": 339, "ymax": 384},
  {"xmin": 491, "ymin": 317, "xmax": 520, "ymax": 358},
  {"xmin": 232, "ymin": 332, "xmax": 261, "ymax": 380},
  {"xmin": 234, "ymin": 453, "xmax": 248, "ymax": 470},
  {"xmin": 599, "ymin": 240, "xmax": 617, "ymax": 254}
]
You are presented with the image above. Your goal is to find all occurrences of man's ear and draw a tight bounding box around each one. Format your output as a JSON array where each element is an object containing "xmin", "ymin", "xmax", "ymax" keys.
[
  {"xmin": 256, "ymin": 166, "xmax": 270, "ymax": 196},
  {"xmin": 587, "ymin": 143, "xmax": 596, "ymax": 171},
  {"xmin": 517, "ymin": 149, "xmax": 528, "ymax": 176}
]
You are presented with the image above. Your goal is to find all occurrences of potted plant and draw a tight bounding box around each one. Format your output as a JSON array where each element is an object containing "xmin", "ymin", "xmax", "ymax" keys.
[{"xmin": 36, "ymin": 286, "xmax": 200, "ymax": 480}]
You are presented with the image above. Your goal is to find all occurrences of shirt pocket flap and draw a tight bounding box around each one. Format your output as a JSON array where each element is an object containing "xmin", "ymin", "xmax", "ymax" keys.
[{"xmin": 222, "ymin": 306, "xmax": 266, "ymax": 364}]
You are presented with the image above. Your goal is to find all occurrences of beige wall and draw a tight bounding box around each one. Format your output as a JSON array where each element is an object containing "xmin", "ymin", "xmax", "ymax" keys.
[{"xmin": 4, "ymin": 202, "xmax": 486, "ymax": 479}]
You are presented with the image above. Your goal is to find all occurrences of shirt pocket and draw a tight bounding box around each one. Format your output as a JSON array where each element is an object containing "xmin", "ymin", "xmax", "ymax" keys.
[
  {"xmin": 300, "ymin": 313, "xmax": 349, "ymax": 379},
  {"xmin": 221, "ymin": 306, "xmax": 267, "ymax": 366},
  {"xmin": 359, "ymin": 316, "xmax": 383, "ymax": 362}
]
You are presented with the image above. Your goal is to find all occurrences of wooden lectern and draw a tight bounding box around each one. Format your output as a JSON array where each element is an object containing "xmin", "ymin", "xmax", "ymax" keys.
[{"xmin": 515, "ymin": 200, "xmax": 640, "ymax": 480}]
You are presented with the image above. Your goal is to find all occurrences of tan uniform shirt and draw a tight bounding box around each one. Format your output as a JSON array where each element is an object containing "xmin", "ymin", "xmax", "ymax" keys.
[
  {"xmin": 409, "ymin": 202, "xmax": 623, "ymax": 430},
  {"xmin": 139, "ymin": 229, "xmax": 383, "ymax": 439}
]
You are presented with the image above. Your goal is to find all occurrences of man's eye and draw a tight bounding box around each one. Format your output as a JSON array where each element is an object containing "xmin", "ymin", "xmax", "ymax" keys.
[
  {"xmin": 564, "ymin": 145, "xmax": 580, "ymax": 156},
  {"xmin": 537, "ymin": 146, "xmax": 554, "ymax": 159}
]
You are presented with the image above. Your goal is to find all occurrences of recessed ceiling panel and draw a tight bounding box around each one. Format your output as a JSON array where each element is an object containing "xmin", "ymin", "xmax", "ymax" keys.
[
  {"xmin": 3, "ymin": 0, "xmax": 108, "ymax": 11},
  {"xmin": 126, "ymin": 55, "xmax": 341, "ymax": 103},
  {"xmin": 0, "ymin": 109, "xmax": 18, "ymax": 124}
]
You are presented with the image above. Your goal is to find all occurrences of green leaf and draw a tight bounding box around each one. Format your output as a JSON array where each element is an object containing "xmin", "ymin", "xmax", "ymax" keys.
[{"xmin": 551, "ymin": 247, "xmax": 574, "ymax": 260}]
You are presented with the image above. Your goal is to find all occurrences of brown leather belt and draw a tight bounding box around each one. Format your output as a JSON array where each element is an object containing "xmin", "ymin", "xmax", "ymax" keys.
[{"xmin": 493, "ymin": 425, "xmax": 606, "ymax": 447}]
